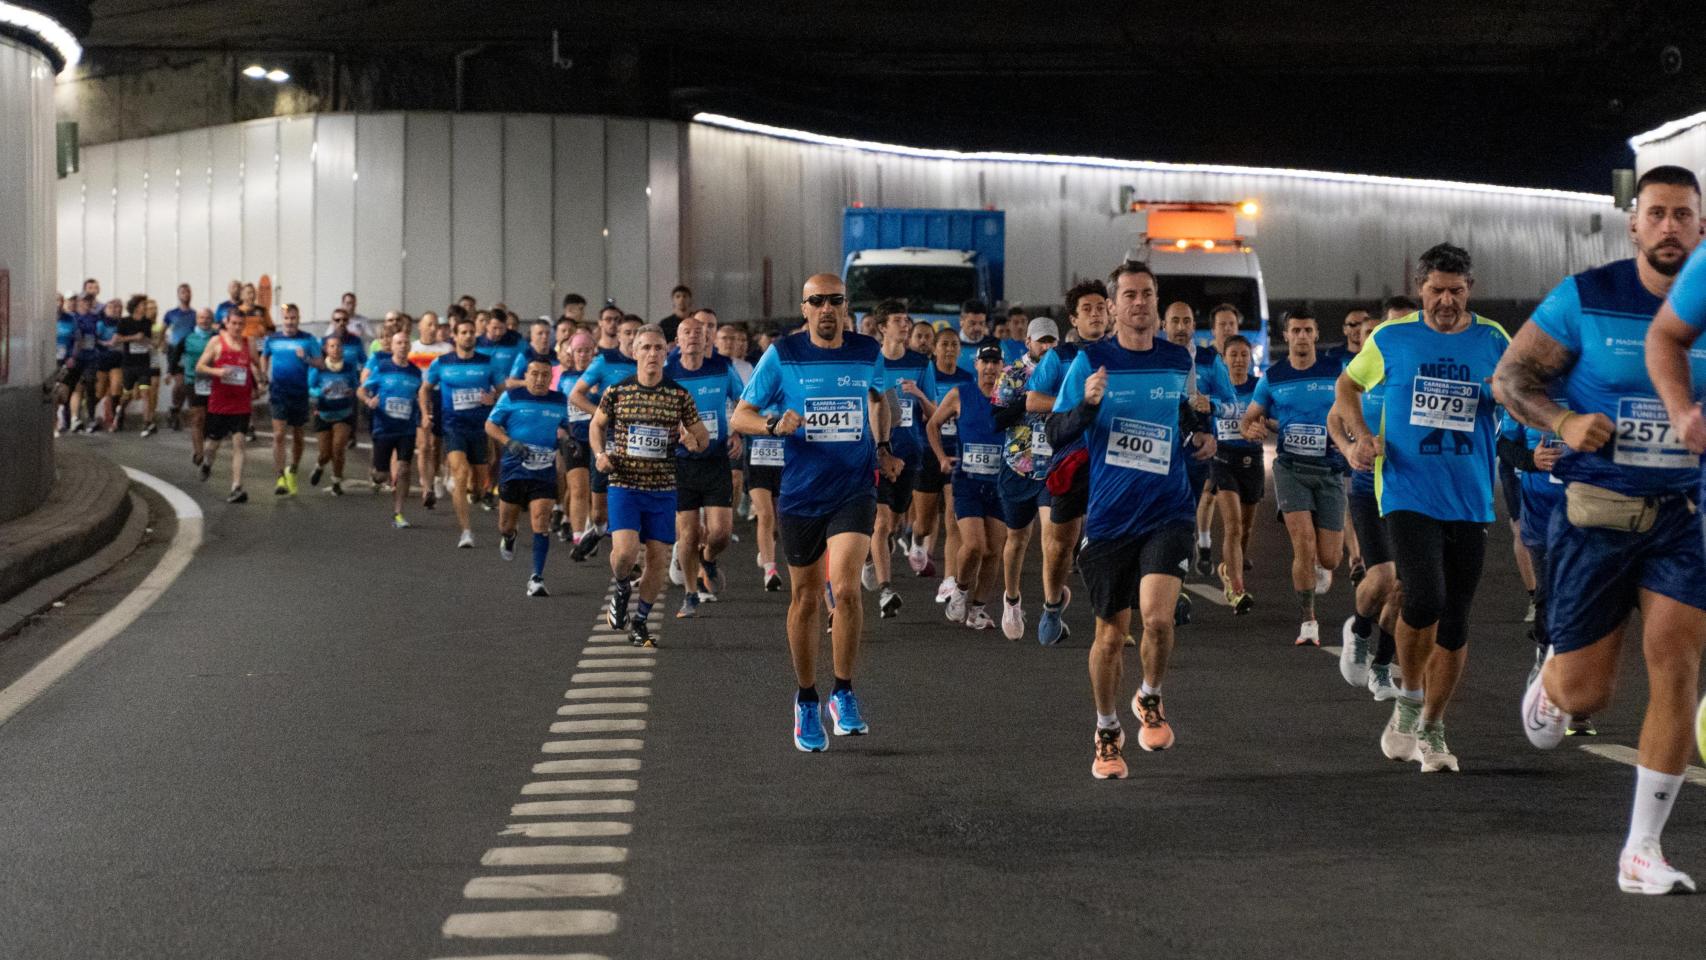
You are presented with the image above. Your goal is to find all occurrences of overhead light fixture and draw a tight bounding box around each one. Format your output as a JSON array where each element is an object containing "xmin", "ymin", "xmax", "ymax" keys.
[
  {"xmin": 242, "ymin": 64, "xmax": 267, "ymax": 79},
  {"xmin": 266, "ymin": 69, "xmax": 289, "ymax": 83},
  {"xmin": 0, "ymin": 0, "xmax": 83, "ymax": 71}
]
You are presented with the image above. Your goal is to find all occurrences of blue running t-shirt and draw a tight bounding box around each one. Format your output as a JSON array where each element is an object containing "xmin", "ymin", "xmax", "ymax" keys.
[
  {"xmin": 923, "ymin": 362, "xmax": 974, "ymax": 457},
  {"xmin": 489, "ymin": 387, "xmax": 573, "ymax": 484},
  {"xmin": 882, "ymin": 348, "xmax": 933, "ymax": 467},
  {"xmin": 263, "ymin": 331, "xmax": 322, "ymax": 398},
  {"xmin": 664, "ymin": 353, "xmax": 743, "ymax": 460},
  {"xmin": 1218, "ymin": 375, "xmax": 1263, "ymax": 454},
  {"xmin": 1252, "ymin": 355, "xmax": 1345, "ymax": 471},
  {"xmin": 479, "ymin": 330, "xmax": 525, "ymax": 385},
  {"xmin": 426, "ymin": 351, "xmax": 502, "ymax": 434},
  {"xmin": 363, "ymin": 359, "xmax": 423, "ymax": 437},
  {"xmin": 740, "ymin": 331, "xmax": 888, "ymax": 517},
  {"xmin": 1346, "ymin": 312, "xmax": 1509, "ymax": 521},
  {"xmin": 308, "ymin": 362, "xmax": 361, "ymax": 423},
  {"xmin": 951, "ymin": 381, "xmax": 1004, "ymax": 486}
]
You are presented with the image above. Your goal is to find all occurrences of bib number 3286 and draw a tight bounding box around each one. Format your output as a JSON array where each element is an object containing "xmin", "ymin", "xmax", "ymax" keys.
[{"xmin": 1107, "ymin": 418, "xmax": 1172, "ymax": 475}]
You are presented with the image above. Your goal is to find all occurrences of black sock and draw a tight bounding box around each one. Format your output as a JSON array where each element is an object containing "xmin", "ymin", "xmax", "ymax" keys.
[
  {"xmin": 1351, "ymin": 611, "xmax": 1375, "ymax": 638},
  {"xmin": 798, "ymin": 685, "xmax": 819, "ymax": 702},
  {"xmin": 1374, "ymin": 628, "xmax": 1397, "ymax": 665},
  {"xmin": 831, "ymin": 676, "xmax": 852, "ymax": 694},
  {"xmin": 880, "ymin": 581, "xmax": 891, "ymax": 590},
  {"xmin": 1005, "ymin": 594, "xmax": 1019, "ymax": 604}
]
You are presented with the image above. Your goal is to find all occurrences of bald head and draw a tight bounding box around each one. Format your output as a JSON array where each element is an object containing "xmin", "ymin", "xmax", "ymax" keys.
[{"xmin": 800, "ymin": 273, "xmax": 849, "ymax": 345}]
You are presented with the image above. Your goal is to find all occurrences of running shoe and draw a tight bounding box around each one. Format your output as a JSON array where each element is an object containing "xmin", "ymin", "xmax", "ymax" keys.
[
  {"xmin": 69, "ymin": 417, "xmax": 83, "ymax": 433},
  {"xmin": 1173, "ymin": 593, "xmax": 1192, "ymax": 626},
  {"xmin": 1348, "ymin": 557, "xmax": 1366, "ymax": 585},
  {"xmin": 1697, "ymin": 695, "xmax": 1706, "ymax": 765},
  {"xmin": 422, "ymin": 489, "xmax": 437, "ymax": 510},
  {"xmin": 629, "ymin": 619, "xmax": 655, "ymax": 648},
  {"xmin": 227, "ymin": 488, "xmax": 249, "ymax": 504},
  {"xmin": 1380, "ymin": 698, "xmax": 1422, "ymax": 761},
  {"xmin": 935, "ymin": 576, "xmax": 958, "ymax": 604},
  {"xmin": 309, "ymin": 465, "xmax": 323, "ymax": 487},
  {"xmin": 526, "ymin": 575, "xmax": 549, "ymax": 597},
  {"xmin": 1339, "ymin": 615, "xmax": 1371, "ymax": 686},
  {"xmin": 499, "ymin": 532, "xmax": 516, "ymax": 560},
  {"xmin": 199, "ymin": 461, "xmax": 212, "ymax": 482},
  {"xmin": 1528, "ymin": 643, "xmax": 1546, "ymax": 689},
  {"xmin": 669, "ymin": 546, "xmax": 685, "ymax": 586},
  {"xmin": 963, "ymin": 605, "xmax": 994, "ymax": 630},
  {"xmin": 1620, "ymin": 839, "xmax": 1698, "ymax": 895},
  {"xmin": 139, "ymin": 423, "xmax": 157, "ymax": 438},
  {"xmin": 550, "ymin": 505, "xmax": 564, "ymax": 532},
  {"xmin": 390, "ymin": 512, "xmax": 409, "ymax": 528},
  {"xmin": 274, "ymin": 474, "xmax": 290, "ymax": 496},
  {"xmin": 1521, "ymin": 661, "xmax": 1567, "ymax": 750},
  {"xmin": 1417, "ymin": 723, "xmax": 1459, "ymax": 772},
  {"xmin": 1231, "ymin": 592, "xmax": 1254, "ymax": 616},
  {"xmin": 1037, "ymin": 599, "xmax": 1066, "ymax": 646},
  {"xmin": 1313, "ymin": 565, "xmax": 1332, "ymax": 595},
  {"xmin": 1132, "ymin": 693, "xmax": 1174, "ymax": 751},
  {"xmin": 827, "ymin": 688, "xmax": 868, "ymax": 735},
  {"xmin": 764, "ymin": 566, "xmax": 783, "ymax": 592},
  {"xmin": 793, "ymin": 698, "xmax": 828, "ymax": 752},
  {"xmin": 699, "ymin": 558, "xmax": 725, "ymax": 599},
  {"xmin": 1367, "ymin": 663, "xmax": 1399, "ymax": 701},
  {"xmin": 1295, "ymin": 619, "xmax": 1320, "ymax": 646},
  {"xmin": 284, "ymin": 467, "xmax": 299, "ymax": 495},
  {"xmin": 944, "ymin": 588, "xmax": 967, "ymax": 623},
  {"xmin": 1217, "ymin": 562, "xmax": 1235, "ymax": 602},
  {"xmin": 1092, "ymin": 726, "xmax": 1128, "ymax": 780},
  {"xmin": 907, "ymin": 543, "xmax": 929, "ymax": 574},
  {"xmin": 919, "ymin": 557, "xmax": 937, "ymax": 579},
  {"xmin": 861, "ymin": 561, "xmax": 878, "ymax": 593},
  {"xmin": 607, "ymin": 580, "xmax": 632, "ymax": 630},
  {"xmin": 330, "ymin": 481, "xmax": 343, "ymax": 496},
  {"xmin": 1194, "ymin": 546, "xmax": 1213, "ymax": 578},
  {"xmin": 168, "ymin": 409, "xmax": 181, "ymax": 431},
  {"xmin": 676, "ymin": 592, "xmax": 700, "ymax": 619},
  {"xmin": 1567, "ymin": 716, "xmax": 1598, "ymax": 737},
  {"xmin": 879, "ymin": 587, "xmax": 902, "ymax": 619},
  {"xmin": 1001, "ymin": 596, "xmax": 1025, "ymax": 640},
  {"xmin": 1524, "ymin": 597, "xmax": 1536, "ymax": 623},
  {"xmin": 570, "ymin": 528, "xmax": 603, "ymax": 562},
  {"xmin": 457, "ymin": 529, "xmax": 475, "ymax": 549},
  {"xmin": 433, "ymin": 476, "xmax": 446, "ymax": 500},
  {"xmin": 480, "ymin": 492, "xmax": 495, "ymax": 512},
  {"xmin": 1123, "ymin": 633, "xmax": 1136, "ymax": 647}
]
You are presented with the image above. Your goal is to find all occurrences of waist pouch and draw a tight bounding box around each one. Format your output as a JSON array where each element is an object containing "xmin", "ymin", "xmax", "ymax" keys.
[
  {"xmin": 1045, "ymin": 446, "xmax": 1088, "ymax": 496},
  {"xmin": 1564, "ymin": 481, "xmax": 1692, "ymax": 534}
]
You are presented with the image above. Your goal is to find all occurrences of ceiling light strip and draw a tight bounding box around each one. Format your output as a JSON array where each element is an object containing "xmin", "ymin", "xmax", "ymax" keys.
[
  {"xmin": 693, "ymin": 112, "xmax": 1612, "ymax": 205},
  {"xmin": 0, "ymin": 0, "xmax": 81, "ymax": 70},
  {"xmin": 1628, "ymin": 110, "xmax": 1706, "ymax": 150}
]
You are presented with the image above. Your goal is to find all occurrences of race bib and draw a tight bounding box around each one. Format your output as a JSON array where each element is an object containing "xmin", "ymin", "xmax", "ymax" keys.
[
  {"xmin": 898, "ymin": 396, "xmax": 915, "ymax": 428},
  {"xmin": 127, "ymin": 342, "xmax": 150, "ymax": 355},
  {"xmin": 220, "ymin": 366, "xmax": 248, "ymax": 386},
  {"xmin": 383, "ymin": 396, "xmax": 412, "ymax": 420},
  {"xmin": 567, "ymin": 404, "xmax": 592, "ymax": 423},
  {"xmin": 626, "ymin": 423, "xmax": 670, "ymax": 459},
  {"xmin": 450, "ymin": 387, "xmax": 484, "ymax": 411},
  {"xmin": 1030, "ymin": 430, "xmax": 1053, "ymax": 459},
  {"xmin": 194, "ymin": 377, "xmax": 213, "ymax": 396},
  {"xmin": 1282, "ymin": 423, "xmax": 1328, "ymax": 457},
  {"xmin": 320, "ymin": 380, "xmax": 351, "ymax": 401},
  {"xmin": 803, "ymin": 397, "xmax": 863, "ymax": 443},
  {"xmin": 1215, "ymin": 417, "xmax": 1242, "ymax": 442},
  {"xmin": 522, "ymin": 443, "xmax": 556, "ymax": 471},
  {"xmin": 750, "ymin": 436, "xmax": 786, "ymax": 467},
  {"xmin": 940, "ymin": 418, "xmax": 958, "ymax": 437},
  {"xmin": 961, "ymin": 442, "xmax": 1001, "ymax": 476},
  {"xmin": 1107, "ymin": 418, "xmax": 1172, "ymax": 475},
  {"xmin": 699, "ymin": 410, "xmax": 720, "ymax": 441},
  {"xmin": 1614, "ymin": 397, "xmax": 1694, "ymax": 469},
  {"xmin": 1410, "ymin": 376, "xmax": 1479, "ymax": 432}
]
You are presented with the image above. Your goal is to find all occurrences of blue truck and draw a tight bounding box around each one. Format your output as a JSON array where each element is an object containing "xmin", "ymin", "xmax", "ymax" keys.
[{"xmin": 841, "ymin": 207, "xmax": 1005, "ymax": 330}]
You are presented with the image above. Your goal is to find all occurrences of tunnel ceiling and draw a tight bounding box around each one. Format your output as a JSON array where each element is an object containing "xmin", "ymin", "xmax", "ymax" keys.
[{"xmin": 79, "ymin": 0, "xmax": 1706, "ymax": 191}]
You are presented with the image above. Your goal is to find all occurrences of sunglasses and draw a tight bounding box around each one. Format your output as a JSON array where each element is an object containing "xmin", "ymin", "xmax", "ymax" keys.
[{"xmin": 802, "ymin": 294, "xmax": 847, "ymax": 307}]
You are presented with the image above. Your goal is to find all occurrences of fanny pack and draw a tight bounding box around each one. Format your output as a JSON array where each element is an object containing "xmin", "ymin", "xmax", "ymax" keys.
[
  {"xmin": 1564, "ymin": 481, "xmax": 1691, "ymax": 534},
  {"xmin": 1045, "ymin": 446, "xmax": 1088, "ymax": 496}
]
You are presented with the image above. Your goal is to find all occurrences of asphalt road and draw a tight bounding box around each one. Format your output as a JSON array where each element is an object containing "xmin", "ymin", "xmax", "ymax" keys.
[{"xmin": 0, "ymin": 426, "xmax": 1700, "ymax": 959}]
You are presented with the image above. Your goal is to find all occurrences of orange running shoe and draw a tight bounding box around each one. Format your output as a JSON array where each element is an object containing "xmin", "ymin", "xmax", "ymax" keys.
[
  {"xmin": 1133, "ymin": 692, "xmax": 1175, "ymax": 752},
  {"xmin": 1091, "ymin": 726, "xmax": 1128, "ymax": 779}
]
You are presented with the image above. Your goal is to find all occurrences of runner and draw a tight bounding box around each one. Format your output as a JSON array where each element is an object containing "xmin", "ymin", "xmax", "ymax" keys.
[
  {"xmin": 571, "ymin": 314, "xmax": 641, "ymax": 560},
  {"xmin": 592, "ymin": 325, "xmax": 710, "ymax": 644},
  {"xmin": 260, "ymin": 304, "xmax": 324, "ymax": 496},
  {"xmin": 1025, "ymin": 279, "xmax": 1110, "ymax": 644},
  {"xmin": 408, "ymin": 311, "xmax": 452, "ymax": 509},
  {"xmin": 1506, "ymin": 165, "xmax": 1706, "ymax": 891},
  {"xmin": 1239, "ymin": 308, "xmax": 1345, "ymax": 647},
  {"xmin": 556, "ymin": 332, "xmax": 597, "ymax": 545},
  {"xmin": 423, "ymin": 315, "xmax": 502, "ymax": 548},
  {"xmin": 867, "ymin": 300, "xmax": 933, "ymax": 618},
  {"xmin": 1193, "ymin": 303, "xmax": 1246, "ymax": 568},
  {"xmin": 1048, "ymin": 260, "xmax": 1215, "ymax": 778},
  {"xmin": 1334, "ymin": 308, "xmax": 1372, "ymax": 584},
  {"xmin": 361, "ymin": 330, "xmax": 425, "ymax": 528},
  {"xmin": 163, "ymin": 284, "xmax": 196, "ymax": 431},
  {"xmin": 955, "ymin": 299, "xmax": 1002, "ymax": 368},
  {"xmin": 195, "ymin": 311, "xmax": 266, "ymax": 503},
  {"xmin": 744, "ymin": 340, "xmax": 789, "ymax": 593},
  {"xmin": 927, "ymin": 346, "xmax": 1010, "ymax": 630},
  {"xmin": 487, "ymin": 355, "xmax": 576, "ymax": 597},
  {"xmin": 1495, "ymin": 410, "xmax": 1572, "ymax": 722},
  {"xmin": 731, "ymin": 274, "xmax": 903, "ymax": 752},
  {"xmin": 989, "ymin": 317, "xmax": 1060, "ymax": 638},
  {"xmin": 181, "ymin": 309, "xmax": 217, "ymax": 465},
  {"xmin": 1163, "ymin": 301, "xmax": 1235, "ymax": 582},
  {"xmin": 307, "ymin": 334, "xmax": 360, "ymax": 496},
  {"xmin": 912, "ymin": 326, "xmax": 975, "ymax": 598},
  {"xmin": 664, "ymin": 313, "xmax": 744, "ymax": 617},
  {"xmin": 1338, "ymin": 242, "xmax": 1508, "ymax": 773},
  {"xmin": 1209, "ymin": 334, "xmax": 1261, "ymax": 615},
  {"xmin": 96, "ymin": 298, "xmax": 124, "ymax": 432},
  {"xmin": 114, "ymin": 297, "xmax": 159, "ymax": 436}
]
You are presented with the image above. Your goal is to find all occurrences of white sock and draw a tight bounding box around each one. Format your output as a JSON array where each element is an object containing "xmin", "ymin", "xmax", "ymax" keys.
[
  {"xmin": 1401, "ymin": 688, "xmax": 1424, "ymax": 703},
  {"xmin": 942, "ymin": 576, "xmax": 957, "ymax": 590},
  {"xmin": 1196, "ymin": 530, "xmax": 1211, "ymax": 548},
  {"xmin": 1097, "ymin": 712, "xmax": 1120, "ymax": 730},
  {"xmin": 1626, "ymin": 766, "xmax": 1685, "ymax": 851},
  {"xmin": 1140, "ymin": 681, "xmax": 1161, "ymax": 698}
]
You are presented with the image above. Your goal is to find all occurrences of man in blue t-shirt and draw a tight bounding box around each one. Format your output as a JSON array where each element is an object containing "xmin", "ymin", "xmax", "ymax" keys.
[
  {"xmin": 1239, "ymin": 308, "xmax": 1346, "ymax": 647},
  {"xmin": 1537, "ymin": 165, "xmax": 1706, "ymax": 894},
  {"xmin": 570, "ymin": 315, "xmax": 642, "ymax": 560},
  {"xmin": 1163, "ymin": 300, "xmax": 1237, "ymax": 579},
  {"xmin": 1340, "ymin": 244, "xmax": 1509, "ymax": 777},
  {"xmin": 163, "ymin": 283, "xmax": 197, "ymax": 429},
  {"xmin": 955, "ymin": 299, "xmax": 1003, "ymax": 370},
  {"xmin": 423, "ymin": 315, "xmax": 502, "ymax": 549},
  {"xmin": 361, "ymin": 330, "xmax": 425, "ymax": 528},
  {"xmin": 1048, "ymin": 261, "xmax": 1215, "ymax": 780},
  {"xmin": 732, "ymin": 274, "xmax": 903, "ymax": 753},
  {"xmin": 1208, "ymin": 333, "xmax": 1262, "ymax": 615},
  {"xmin": 868, "ymin": 299, "xmax": 936, "ymax": 620},
  {"xmin": 260, "ymin": 304, "xmax": 325, "ymax": 496},
  {"xmin": 487, "ymin": 355, "xmax": 575, "ymax": 598},
  {"xmin": 664, "ymin": 313, "xmax": 745, "ymax": 617}
]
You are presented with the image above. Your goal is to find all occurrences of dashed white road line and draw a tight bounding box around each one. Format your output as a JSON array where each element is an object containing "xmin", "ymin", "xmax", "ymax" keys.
[
  {"xmin": 500, "ymin": 822, "xmax": 633, "ymax": 839},
  {"xmin": 564, "ymin": 686, "xmax": 651, "ymax": 699},
  {"xmin": 557, "ymin": 703, "xmax": 649, "ymax": 716},
  {"xmin": 1183, "ymin": 583, "xmax": 1230, "ymax": 608},
  {"xmin": 570, "ymin": 671, "xmax": 654, "ymax": 683},
  {"xmin": 428, "ymin": 953, "xmax": 609, "ymax": 960},
  {"xmin": 511, "ymin": 799, "xmax": 636, "ymax": 817},
  {"xmin": 577, "ymin": 657, "xmax": 657, "ymax": 668},
  {"xmin": 532, "ymin": 757, "xmax": 642, "ymax": 773},
  {"xmin": 541, "ymin": 738, "xmax": 644, "ymax": 753},
  {"xmin": 442, "ymin": 909, "xmax": 619, "ymax": 937},
  {"xmin": 519, "ymin": 779, "xmax": 640, "ymax": 795},
  {"xmin": 480, "ymin": 845, "xmax": 629, "ymax": 867},
  {"xmin": 549, "ymin": 718, "xmax": 648, "ymax": 734},
  {"xmin": 1578, "ymin": 743, "xmax": 1706, "ymax": 787},
  {"xmin": 463, "ymin": 874, "xmax": 626, "ymax": 899}
]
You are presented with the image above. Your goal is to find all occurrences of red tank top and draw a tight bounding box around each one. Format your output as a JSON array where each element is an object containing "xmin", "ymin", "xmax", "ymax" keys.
[{"xmin": 208, "ymin": 335, "xmax": 253, "ymax": 415}]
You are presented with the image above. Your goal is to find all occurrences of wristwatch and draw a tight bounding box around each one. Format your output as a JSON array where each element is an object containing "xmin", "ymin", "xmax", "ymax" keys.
[
  {"xmin": 877, "ymin": 440, "xmax": 892, "ymax": 454},
  {"xmin": 766, "ymin": 414, "xmax": 781, "ymax": 435}
]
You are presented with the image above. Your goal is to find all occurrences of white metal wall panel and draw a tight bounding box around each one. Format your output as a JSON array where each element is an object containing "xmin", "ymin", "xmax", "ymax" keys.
[
  {"xmin": 502, "ymin": 115, "xmax": 552, "ymax": 319},
  {"xmin": 450, "ymin": 113, "xmax": 504, "ymax": 309},
  {"xmin": 680, "ymin": 117, "xmax": 746, "ymax": 315},
  {"xmin": 207, "ymin": 125, "xmax": 244, "ymax": 294},
  {"xmin": 240, "ymin": 121, "xmax": 278, "ymax": 290},
  {"xmin": 402, "ymin": 113, "xmax": 452, "ymax": 313},
  {"xmin": 553, "ymin": 116, "xmax": 606, "ymax": 308},
  {"xmin": 57, "ymin": 173, "xmax": 83, "ymax": 295},
  {"xmin": 173, "ymin": 129, "xmax": 211, "ymax": 306},
  {"xmin": 78, "ymin": 144, "xmax": 114, "ymax": 298},
  {"xmin": 353, "ymin": 113, "xmax": 405, "ymax": 320},
  {"xmin": 1636, "ymin": 124, "xmax": 1706, "ymax": 183},
  {"xmin": 144, "ymin": 135, "xmax": 178, "ymax": 297},
  {"xmin": 646, "ymin": 120, "xmax": 681, "ymax": 321},
  {"xmin": 112, "ymin": 139, "xmax": 147, "ymax": 297},
  {"xmin": 276, "ymin": 117, "xmax": 316, "ymax": 319},
  {"xmin": 604, "ymin": 119, "xmax": 650, "ymax": 317},
  {"xmin": 312, "ymin": 115, "xmax": 356, "ymax": 319}
]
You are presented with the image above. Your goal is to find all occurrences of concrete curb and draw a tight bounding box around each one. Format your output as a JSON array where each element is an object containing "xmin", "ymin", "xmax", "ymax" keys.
[
  {"xmin": 0, "ymin": 491, "xmax": 147, "ymax": 641},
  {"xmin": 0, "ymin": 447, "xmax": 134, "ymax": 611}
]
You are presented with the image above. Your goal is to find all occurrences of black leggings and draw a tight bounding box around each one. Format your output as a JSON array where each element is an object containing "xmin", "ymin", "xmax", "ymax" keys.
[
  {"xmin": 1529, "ymin": 541, "xmax": 1550, "ymax": 650},
  {"xmin": 1386, "ymin": 511, "xmax": 1487, "ymax": 652}
]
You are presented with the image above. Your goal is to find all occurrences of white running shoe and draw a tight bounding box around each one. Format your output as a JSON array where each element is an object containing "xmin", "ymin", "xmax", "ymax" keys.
[
  {"xmin": 669, "ymin": 545, "xmax": 685, "ymax": 586},
  {"xmin": 526, "ymin": 575, "xmax": 549, "ymax": 597},
  {"xmin": 457, "ymin": 529, "xmax": 475, "ymax": 549},
  {"xmin": 1524, "ymin": 597, "xmax": 1537, "ymax": 623},
  {"xmin": 1367, "ymin": 664, "xmax": 1399, "ymax": 701},
  {"xmin": 1416, "ymin": 724, "xmax": 1460, "ymax": 772},
  {"xmin": 1380, "ymin": 699, "xmax": 1421, "ymax": 761},
  {"xmin": 1521, "ymin": 660, "xmax": 1567, "ymax": 750},
  {"xmin": 1295, "ymin": 619, "xmax": 1320, "ymax": 646},
  {"xmin": 433, "ymin": 476, "xmax": 447, "ymax": 500},
  {"xmin": 935, "ymin": 576, "xmax": 958, "ymax": 604},
  {"xmin": 861, "ymin": 560, "xmax": 878, "ymax": 593},
  {"xmin": 945, "ymin": 588, "xmax": 967, "ymax": 623},
  {"xmin": 1001, "ymin": 596, "xmax": 1025, "ymax": 641},
  {"xmin": 1313, "ymin": 564, "xmax": 1332, "ymax": 595},
  {"xmin": 1340, "ymin": 615, "xmax": 1371, "ymax": 686},
  {"xmin": 964, "ymin": 605, "xmax": 994, "ymax": 630},
  {"xmin": 907, "ymin": 543, "xmax": 929, "ymax": 574},
  {"xmin": 1619, "ymin": 838, "xmax": 1698, "ymax": 895}
]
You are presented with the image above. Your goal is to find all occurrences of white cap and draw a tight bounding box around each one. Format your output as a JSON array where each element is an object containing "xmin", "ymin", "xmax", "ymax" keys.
[{"xmin": 1027, "ymin": 318, "xmax": 1060, "ymax": 341}]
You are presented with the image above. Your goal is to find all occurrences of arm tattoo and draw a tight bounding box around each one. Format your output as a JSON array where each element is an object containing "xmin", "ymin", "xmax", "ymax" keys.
[{"xmin": 1492, "ymin": 323, "xmax": 1577, "ymax": 432}]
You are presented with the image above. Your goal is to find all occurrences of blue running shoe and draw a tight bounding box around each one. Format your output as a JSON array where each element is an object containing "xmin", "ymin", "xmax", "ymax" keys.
[
  {"xmin": 1038, "ymin": 585, "xmax": 1071, "ymax": 646},
  {"xmin": 827, "ymin": 688, "xmax": 868, "ymax": 736},
  {"xmin": 794, "ymin": 698, "xmax": 828, "ymax": 752}
]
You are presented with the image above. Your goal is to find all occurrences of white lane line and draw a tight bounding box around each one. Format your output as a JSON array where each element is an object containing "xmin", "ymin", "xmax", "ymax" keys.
[
  {"xmin": 463, "ymin": 874, "xmax": 626, "ymax": 899},
  {"xmin": 563, "ymin": 686, "xmax": 651, "ymax": 699},
  {"xmin": 1579, "ymin": 743, "xmax": 1706, "ymax": 787},
  {"xmin": 480, "ymin": 846, "xmax": 628, "ymax": 866},
  {"xmin": 542, "ymin": 738, "xmax": 643, "ymax": 753},
  {"xmin": 500, "ymin": 821, "xmax": 633, "ymax": 839},
  {"xmin": 428, "ymin": 954, "xmax": 608, "ymax": 960},
  {"xmin": 1320, "ymin": 645, "xmax": 1343, "ymax": 656},
  {"xmin": 557, "ymin": 703, "xmax": 649, "ymax": 716},
  {"xmin": 1183, "ymin": 583, "xmax": 1230, "ymax": 607},
  {"xmin": 512, "ymin": 799, "xmax": 635, "ymax": 817},
  {"xmin": 0, "ymin": 468, "xmax": 204, "ymax": 730},
  {"xmin": 520, "ymin": 779, "xmax": 639, "ymax": 795},
  {"xmin": 442, "ymin": 909, "xmax": 619, "ymax": 937},
  {"xmin": 577, "ymin": 657, "xmax": 657, "ymax": 668},
  {"xmin": 533, "ymin": 757, "xmax": 642, "ymax": 773},
  {"xmin": 549, "ymin": 718, "xmax": 647, "ymax": 734},
  {"xmin": 570, "ymin": 671, "xmax": 653, "ymax": 683}
]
